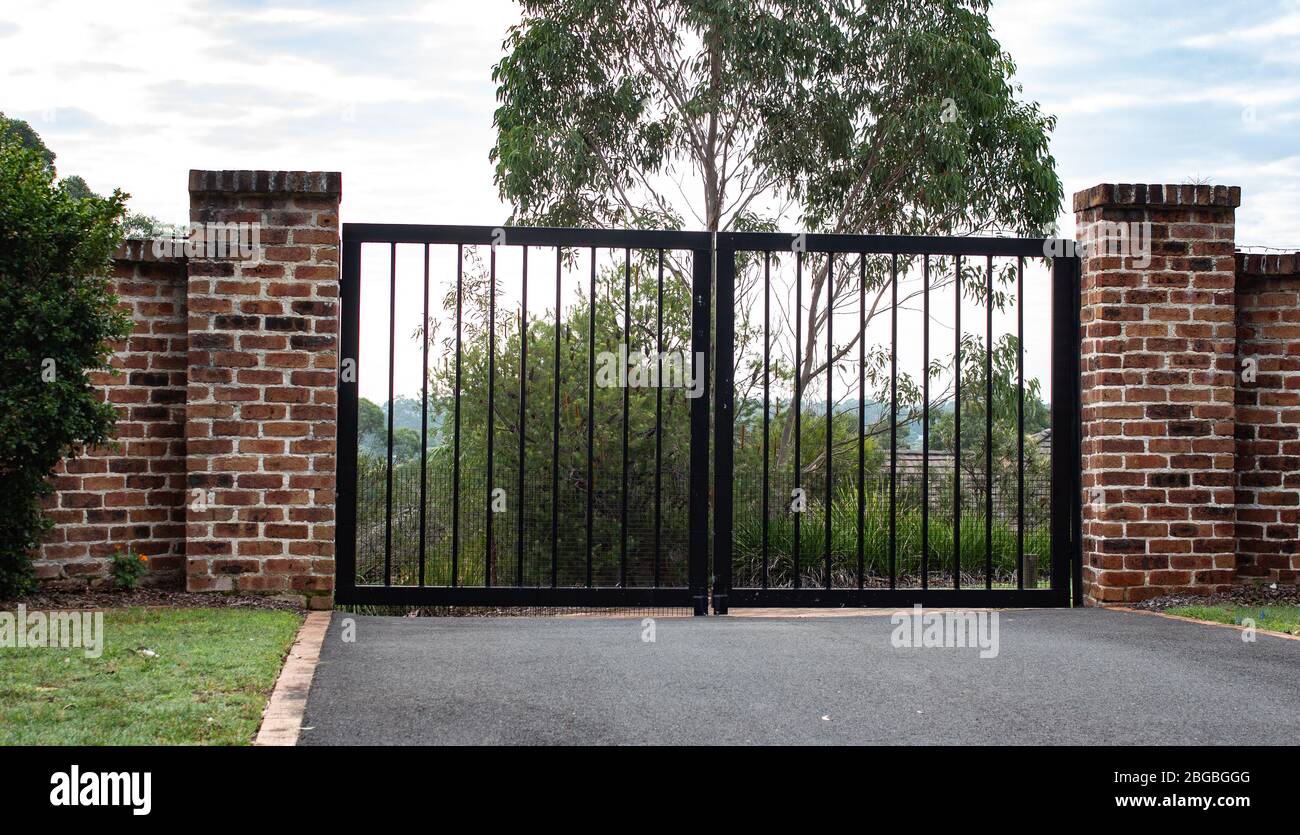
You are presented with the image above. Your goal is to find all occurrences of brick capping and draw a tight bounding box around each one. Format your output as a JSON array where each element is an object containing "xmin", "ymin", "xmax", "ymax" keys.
[
  {"xmin": 1072, "ymin": 183, "xmax": 1241, "ymax": 212},
  {"xmin": 114, "ymin": 239, "xmax": 186, "ymax": 264},
  {"xmin": 1236, "ymin": 251, "xmax": 1300, "ymax": 278},
  {"xmin": 187, "ymin": 169, "xmax": 341, "ymax": 197}
]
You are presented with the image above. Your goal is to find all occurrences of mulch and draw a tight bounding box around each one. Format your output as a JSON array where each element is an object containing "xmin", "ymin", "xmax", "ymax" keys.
[
  {"xmin": 1, "ymin": 585, "xmax": 305, "ymax": 612},
  {"xmin": 1128, "ymin": 583, "xmax": 1300, "ymax": 612}
]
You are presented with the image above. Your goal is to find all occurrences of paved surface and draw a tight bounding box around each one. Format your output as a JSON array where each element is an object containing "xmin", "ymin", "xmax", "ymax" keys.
[{"xmin": 301, "ymin": 609, "xmax": 1300, "ymax": 745}]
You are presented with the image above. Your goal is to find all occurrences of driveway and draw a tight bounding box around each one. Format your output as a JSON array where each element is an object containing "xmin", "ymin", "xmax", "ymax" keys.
[{"xmin": 301, "ymin": 609, "xmax": 1300, "ymax": 745}]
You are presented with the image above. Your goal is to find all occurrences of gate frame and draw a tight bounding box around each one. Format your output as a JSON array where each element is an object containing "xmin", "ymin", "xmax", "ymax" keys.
[{"xmin": 710, "ymin": 233, "xmax": 1082, "ymax": 612}]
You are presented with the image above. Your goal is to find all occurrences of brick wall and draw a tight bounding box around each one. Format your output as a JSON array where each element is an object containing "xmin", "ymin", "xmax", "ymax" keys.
[
  {"xmin": 36, "ymin": 241, "xmax": 188, "ymax": 588},
  {"xmin": 1234, "ymin": 252, "xmax": 1300, "ymax": 585},
  {"xmin": 1074, "ymin": 184, "xmax": 1240, "ymax": 604},
  {"xmin": 184, "ymin": 171, "xmax": 341, "ymax": 608}
]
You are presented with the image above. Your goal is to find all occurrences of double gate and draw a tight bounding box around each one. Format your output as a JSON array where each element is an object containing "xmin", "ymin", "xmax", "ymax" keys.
[{"xmin": 336, "ymin": 224, "xmax": 1081, "ymax": 613}]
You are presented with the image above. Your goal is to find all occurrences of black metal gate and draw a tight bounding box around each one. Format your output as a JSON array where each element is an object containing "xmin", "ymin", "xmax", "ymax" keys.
[
  {"xmin": 337, "ymin": 225, "xmax": 713, "ymax": 614},
  {"xmin": 710, "ymin": 233, "xmax": 1080, "ymax": 612},
  {"xmin": 336, "ymin": 224, "xmax": 1080, "ymax": 613}
]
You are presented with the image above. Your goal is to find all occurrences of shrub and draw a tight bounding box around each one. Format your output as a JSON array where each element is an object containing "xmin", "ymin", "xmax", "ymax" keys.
[
  {"xmin": 0, "ymin": 140, "xmax": 131, "ymax": 598},
  {"xmin": 110, "ymin": 549, "xmax": 149, "ymax": 590}
]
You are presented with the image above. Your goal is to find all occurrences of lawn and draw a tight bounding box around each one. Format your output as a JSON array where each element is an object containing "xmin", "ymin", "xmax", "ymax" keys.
[
  {"xmin": 0, "ymin": 607, "xmax": 303, "ymax": 745},
  {"xmin": 1166, "ymin": 604, "xmax": 1300, "ymax": 637}
]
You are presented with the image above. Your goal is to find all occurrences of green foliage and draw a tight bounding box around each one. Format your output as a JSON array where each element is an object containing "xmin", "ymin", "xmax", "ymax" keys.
[
  {"xmin": 358, "ymin": 396, "xmax": 386, "ymax": 441},
  {"xmin": 0, "ymin": 112, "xmax": 55, "ymax": 170},
  {"xmin": 0, "ymin": 139, "xmax": 132, "ymax": 597},
  {"xmin": 733, "ymin": 480, "xmax": 1051, "ymax": 587},
  {"xmin": 109, "ymin": 549, "xmax": 149, "ymax": 590},
  {"xmin": 491, "ymin": 1, "xmax": 1061, "ymax": 235}
]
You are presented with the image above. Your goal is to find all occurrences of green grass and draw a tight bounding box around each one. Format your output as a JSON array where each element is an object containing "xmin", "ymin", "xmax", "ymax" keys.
[
  {"xmin": 1166, "ymin": 604, "xmax": 1300, "ymax": 636},
  {"xmin": 0, "ymin": 607, "xmax": 303, "ymax": 745}
]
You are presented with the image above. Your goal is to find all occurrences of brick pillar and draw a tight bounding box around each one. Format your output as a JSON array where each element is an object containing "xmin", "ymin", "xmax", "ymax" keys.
[
  {"xmin": 1234, "ymin": 253, "xmax": 1300, "ymax": 585},
  {"xmin": 186, "ymin": 170, "xmax": 341, "ymax": 609},
  {"xmin": 1074, "ymin": 183, "xmax": 1240, "ymax": 605}
]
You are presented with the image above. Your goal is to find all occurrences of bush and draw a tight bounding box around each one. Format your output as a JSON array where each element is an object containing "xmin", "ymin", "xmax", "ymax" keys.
[
  {"xmin": 0, "ymin": 140, "xmax": 131, "ymax": 598},
  {"xmin": 110, "ymin": 549, "xmax": 149, "ymax": 590}
]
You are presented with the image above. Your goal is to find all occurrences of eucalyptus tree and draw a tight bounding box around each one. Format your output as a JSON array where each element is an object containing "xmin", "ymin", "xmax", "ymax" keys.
[{"xmin": 491, "ymin": 0, "xmax": 1062, "ymax": 471}]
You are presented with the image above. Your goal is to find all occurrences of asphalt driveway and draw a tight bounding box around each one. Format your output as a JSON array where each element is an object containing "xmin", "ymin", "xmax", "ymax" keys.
[{"xmin": 301, "ymin": 609, "xmax": 1300, "ymax": 745}]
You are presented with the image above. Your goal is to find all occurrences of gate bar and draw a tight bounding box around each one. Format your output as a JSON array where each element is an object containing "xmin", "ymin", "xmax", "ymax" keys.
[
  {"xmin": 585, "ymin": 249, "xmax": 595, "ymax": 588},
  {"xmin": 762, "ymin": 252, "xmax": 771, "ymax": 590},
  {"xmin": 985, "ymin": 254, "xmax": 993, "ymax": 590},
  {"xmin": 889, "ymin": 253, "xmax": 898, "ymax": 589},
  {"xmin": 825, "ymin": 255, "xmax": 833, "ymax": 590},
  {"xmin": 384, "ymin": 243, "xmax": 396, "ymax": 586},
  {"xmin": 857, "ymin": 255, "xmax": 865, "ymax": 590},
  {"xmin": 712, "ymin": 243, "xmax": 734, "ymax": 613},
  {"xmin": 954, "ymin": 254, "xmax": 962, "ymax": 590},
  {"xmin": 486, "ymin": 246, "xmax": 496, "ymax": 587},
  {"xmin": 793, "ymin": 250, "xmax": 802, "ymax": 590},
  {"xmin": 452, "ymin": 244, "xmax": 463, "ymax": 586},
  {"xmin": 551, "ymin": 247, "xmax": 560, "ymax": 588},
  {"xmin": 654, "ymin": 249, "xmax": 664, "ymax": 587},
  {"xmin": 689, "ymin": 247, "xmax": 712, "ymax": 616},
  {"xmin": 418, "ymin": 244, "xmax": 429, "ymax": 587},
  {"xmin": 517, "ymin": 249, "xmax": 527, "ymax": 587},
  {"xmin": 921, "ymin": 254, "xmax": 930, "ymax": 590}
]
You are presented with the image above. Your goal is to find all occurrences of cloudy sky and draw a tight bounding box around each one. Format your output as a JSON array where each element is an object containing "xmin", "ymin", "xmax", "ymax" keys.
[
  {"xmin": 3, "ymin": 0, "xmax": 1298, "ymax": 405},
  {"xmin": 3, "ymin": 0, "xmax": 1298, "ymax": 244}
]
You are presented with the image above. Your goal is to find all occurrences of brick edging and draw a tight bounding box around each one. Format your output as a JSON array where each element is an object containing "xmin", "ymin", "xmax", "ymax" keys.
[{"xmin": 253, "ymin": 610, "xmax": 331, "ymax": 746}]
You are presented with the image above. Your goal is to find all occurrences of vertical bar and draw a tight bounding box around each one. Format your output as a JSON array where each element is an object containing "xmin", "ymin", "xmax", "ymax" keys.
[
  {"xmin": 551, "ymin": 247, "xmax": 561, "ymax": 588},
  {"xmin": 688, "ymin": 248, "xmax": 712, "ymax": 616},
  {"xmin": 486, "ymin": 244, "xmax": 496, "ymax": 587},
  {"xmin": 824, "ymin": 255, "xmax": 833, "ymax": 590},
  {"xmin": 517, "ymin": 248, "xmax": 528, "ymax": 587},
  {"xmin": 762, "ymin": 251, "xmax": 771, "ymax": 589},
  {"xmin": 335, "ymin": 236, "xmax": 361, "ymax": 600},
  {"xmin": 953, "ymin": 254, "xmax": 962, "ymax": 590},
  {"xmin": 452, "ymin": 244, "xmax": 463, "ymax": 587},
  {"xmin": 985, "ymin": 254, "xmax": 994, "ymax": 590},
  {"xmin": 921, "ymin": 254, "xmax": 929, "ymax": 590},
  {"xmin": 620, "ymin": 248, "xmax": 630, "ymax": 588},
  {"xmin": 1050, "ymin": 254, "xmax": 1076, "ymax": 603},
  {"xmin": 793, "ymin": 249, "xmax": 802, "ymax": 589},
  {"xmin": 654, "ymin": 249, "xmax": 664, "ymax": 587},
  {"xmin": 586, "ymin": 248, "xmax": 595, "ymax": 588},
  {"xmin": 889, "ymin": 253, "xmax": 898, "ymax": 590},
  {"xmin": 857, "ymin": 255, "xmax": 865, "ymax": 590},
  {"xmin": 1017, "ymin": 256, "xmax": 1024, "ymax": 590},
  {"xmin": 384, "ymin": 242, "xmax": 396, "ymax": 586},
  {"xmin": 713, "ymin": 242, "xmax": 735, "ymax": 613},
  {"xmin": 1073, "ymin": 256, "xmax": 1084, "ymax": 607},
  {"xmin": 418, "ymin": 244, "xmax": 430, "ymax": 587}
]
